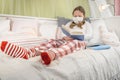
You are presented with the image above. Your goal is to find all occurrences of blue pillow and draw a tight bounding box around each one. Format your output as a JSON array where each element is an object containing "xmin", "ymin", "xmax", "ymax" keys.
[
  {"xmin": 57, "ymin": 17, "xmax": 91, "ymax": 27},
  {"xmin": 57, "ymin": 17, "xmax": 71, "ymax": 27}
]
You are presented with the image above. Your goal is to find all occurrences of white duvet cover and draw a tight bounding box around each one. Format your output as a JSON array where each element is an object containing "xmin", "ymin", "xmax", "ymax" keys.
[{"xmin": 0, "ymin": 46, "xmax": 120, "ymax": 80}]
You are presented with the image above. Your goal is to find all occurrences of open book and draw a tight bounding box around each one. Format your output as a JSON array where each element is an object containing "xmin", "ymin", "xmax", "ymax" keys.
[{"xmin": 61, "ymin": 25, "xmax": 84, "ymax": 40}]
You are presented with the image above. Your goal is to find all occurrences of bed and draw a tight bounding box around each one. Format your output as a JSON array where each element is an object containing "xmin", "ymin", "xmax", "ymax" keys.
[
  {"xmin": 0, "ymin": 14, "xmax": 120, "ymax": 80},
  {"xmin": 0, "ymin": 46, "xmax": 120, "ymax": 80}
]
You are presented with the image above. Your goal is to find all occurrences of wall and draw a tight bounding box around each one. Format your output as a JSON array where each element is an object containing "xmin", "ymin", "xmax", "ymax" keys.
[{"xmin": 0, "ymin": 0, "xmax": 90, "ymax": 18}]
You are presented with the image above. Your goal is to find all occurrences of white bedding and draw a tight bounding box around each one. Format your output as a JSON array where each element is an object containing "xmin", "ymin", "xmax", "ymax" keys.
[{"xmin": 0, "ymin": 46, "xmax": 120, "ymax": 80}]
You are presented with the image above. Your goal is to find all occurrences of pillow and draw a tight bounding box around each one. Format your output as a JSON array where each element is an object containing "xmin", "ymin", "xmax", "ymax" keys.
[
  {"xmin": 39, "ymin": 21, "xmax": 57, "ymax": 39},
  {"xmin": 57, "ymin": 17, "xmax": 91, "ymax": 27},
  {"xmin": 87, "ymin": 19, "xmax": 107, "ymax": 46},
  {"xmin": 0, "ymin": 20, "xmax": 10, "ymax": 32},
  {"xmin": 100, "ymin": 31, "xmax": 120, "ymax": 46},
  {"xmin": 57, "ymin": 17, "xmax": 71, "ymax": 27},
  {"xmin": 10, "ymin": 18, "xmax": 40, "ymax": 36}
]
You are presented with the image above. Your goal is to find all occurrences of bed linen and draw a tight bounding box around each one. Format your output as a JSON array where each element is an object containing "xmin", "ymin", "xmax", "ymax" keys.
[{"xmin": 0, "ymin": 46, "xmax": 120, "ymax": 80}]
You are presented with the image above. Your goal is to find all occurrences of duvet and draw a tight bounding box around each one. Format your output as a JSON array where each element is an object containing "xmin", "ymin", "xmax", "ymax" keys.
[{"xmin": 0, "ymin": 46, "xmax": 120, "ymax": 80}]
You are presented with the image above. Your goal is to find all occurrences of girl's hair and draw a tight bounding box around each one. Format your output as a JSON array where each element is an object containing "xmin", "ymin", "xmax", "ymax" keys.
[
  {"xmin": 70, "ymin": 21, "xmax": 85, "ymax": 29},
  {"xmin": 70, "ymin": 6, "xmax": 85, "ymax": 29},
  {"xmin": 72, "ymin": 6, "xmax": 85, "ymax": 16}
]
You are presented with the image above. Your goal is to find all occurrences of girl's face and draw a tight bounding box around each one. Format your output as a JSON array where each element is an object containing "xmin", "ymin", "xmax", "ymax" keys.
[{"xmin": 73, "ymin": 10, "xmax": 84, "ymax": 17}]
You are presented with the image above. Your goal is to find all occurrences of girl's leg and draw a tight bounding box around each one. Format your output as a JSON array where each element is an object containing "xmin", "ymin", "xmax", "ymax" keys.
[
  {"xmin": 40, "ymin": 40, "xmax": 86, "ymax": 65},
  {"xmin": 28, "ymin": 39, "xmax": 57, "ymax": 57},
  {"xmin": 0, "ymin": 41, "xmax": 29, "ymax": 59},
  {"xmin": 0, "ymin": 39, "xmax": 58, "ymax": 59}
]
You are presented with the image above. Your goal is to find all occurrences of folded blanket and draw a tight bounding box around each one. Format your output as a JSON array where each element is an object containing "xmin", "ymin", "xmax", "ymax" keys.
[{"xmin": 89, "ymin": 45, "xmax": 111, "ymax": 50}]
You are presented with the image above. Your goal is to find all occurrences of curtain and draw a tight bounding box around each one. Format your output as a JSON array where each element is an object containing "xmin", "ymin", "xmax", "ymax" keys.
[
  {"xmin": 0, "ymin": 0, "xmax": 90, "ymax": 18},
  {"xmin": 88, "ymin": 0, "xmax": 113, "ymax": 18},
  {"xmin": 88, "ymin": 0, "xmax": 100, "ymax": 18},
  {"xmin": 115, "ymin": 0, "xmax": 120, "ymax": 16}
]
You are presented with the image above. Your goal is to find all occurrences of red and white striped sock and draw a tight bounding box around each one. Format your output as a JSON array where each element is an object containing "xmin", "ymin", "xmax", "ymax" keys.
[
  {"xmin": 40, "ymin": 51, "xmax": 56, "ymax": 65},
  {"xmin": 0, "ymin": 41, "xmax": 29, "ymax": 59}
]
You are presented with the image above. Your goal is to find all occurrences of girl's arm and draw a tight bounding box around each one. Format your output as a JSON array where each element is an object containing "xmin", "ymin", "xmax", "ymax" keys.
[{"xmin": 84, "ymin": 22, "xmax": 93, "ymax": 41}]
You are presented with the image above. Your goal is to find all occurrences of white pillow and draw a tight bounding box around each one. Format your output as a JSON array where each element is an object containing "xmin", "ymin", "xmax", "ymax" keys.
[
  {"xmin": 87, "ymin": 19, "xmax": 107, "ymax": 46},
  {"xmin": 0, "ymin": 20, "xmax": 10, "ymax": 32},
  {"xmin": 10, "ymin": 18, "xmax": 40, "ymax": 36},
  {"xmin": 40, "ymin": 22, "xmax": 57, "ymax": 39},
  {"xmin": 100, "ymin": 27, "xmax": 120, "ymax": 46}
]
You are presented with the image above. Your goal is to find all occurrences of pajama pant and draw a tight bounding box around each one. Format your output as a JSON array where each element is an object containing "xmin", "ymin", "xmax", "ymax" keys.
[
  {"xmin": 1, "ymin": 39, "xmax": 86, "ymax": 59},
  {"xmin": 29, "ymin": 39, "xmax": 86, "ymax": 58}
]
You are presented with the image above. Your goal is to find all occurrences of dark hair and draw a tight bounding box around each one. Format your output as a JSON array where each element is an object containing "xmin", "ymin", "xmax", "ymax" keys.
[{"xmin": 72, "ymin": 6, "xmax": 85, "ymax": 16}]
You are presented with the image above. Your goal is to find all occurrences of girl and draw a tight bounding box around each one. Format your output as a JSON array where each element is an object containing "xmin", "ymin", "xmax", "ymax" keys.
[
  {"xmin": 0, "ymin": 6, "xmax": 89, "ymax": 65},
  {"xmin": 62, "ymin": 6, "xmax": 93, "ymax": 43}
]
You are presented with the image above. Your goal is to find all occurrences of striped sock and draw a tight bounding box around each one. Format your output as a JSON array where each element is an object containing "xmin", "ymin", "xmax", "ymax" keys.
[
  {"xmin": 40, "ymin": 51, "xmax": 55, "ymax": 65},
  {"xmin": 0, "ymin": 41, "xmax": 29, "ymax": 59}
]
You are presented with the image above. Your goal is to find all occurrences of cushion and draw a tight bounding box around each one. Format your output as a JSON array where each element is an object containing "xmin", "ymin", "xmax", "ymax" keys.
[
  {"xmin": 87, "ymin": 19, "xmax": 107, "ymax": 46},
  {"xmin": 10, "ymin": 18, "xmax": 40, "ymax": 36},
  {"xmin": 0, "ymin": 20, "xmax": 10, "ymax": 32},
  {"xmin": 39, "ymin": 21, "xmax": 57, "ymax": 39},
  {"xmin": 57, "ymin": 17, "xmax": 91, "ymax": 27},
  {"xmin": 101, "ymin": 31, "xmax": 120, "ymax": 46},
  {"xmin": 57, "ymin": 17, "xmax": 71, "ymax": 27}
]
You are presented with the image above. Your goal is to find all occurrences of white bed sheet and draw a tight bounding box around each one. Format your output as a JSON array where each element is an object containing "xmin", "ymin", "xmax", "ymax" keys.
[{"xmin": 0, "ymin": 46, "xmax": 120, "ymax": 80}]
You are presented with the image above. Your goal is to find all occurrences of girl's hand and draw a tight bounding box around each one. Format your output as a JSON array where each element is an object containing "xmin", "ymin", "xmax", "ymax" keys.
[{"xmin": 63, "ymin": 36, "xmax": 73, "ymax": 41}]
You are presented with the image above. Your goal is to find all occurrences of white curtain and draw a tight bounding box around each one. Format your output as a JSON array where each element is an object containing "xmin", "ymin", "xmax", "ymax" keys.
[
  {"xmin": 88, "ymin": 0, "xmax": 113, "ymax": 18},
  {"xmin": 88, "ymin": 0, "xmax": 100, "ymax": 18}
]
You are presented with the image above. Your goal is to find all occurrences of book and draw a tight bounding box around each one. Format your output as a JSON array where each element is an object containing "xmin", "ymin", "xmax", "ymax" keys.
[
  {"xmin": 61, "ymin": 25, "xmax": 84, "ymax": 40},
  {"xmin": 89, "ymin": 45, "xmax": 111, "ymax": 50}
]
